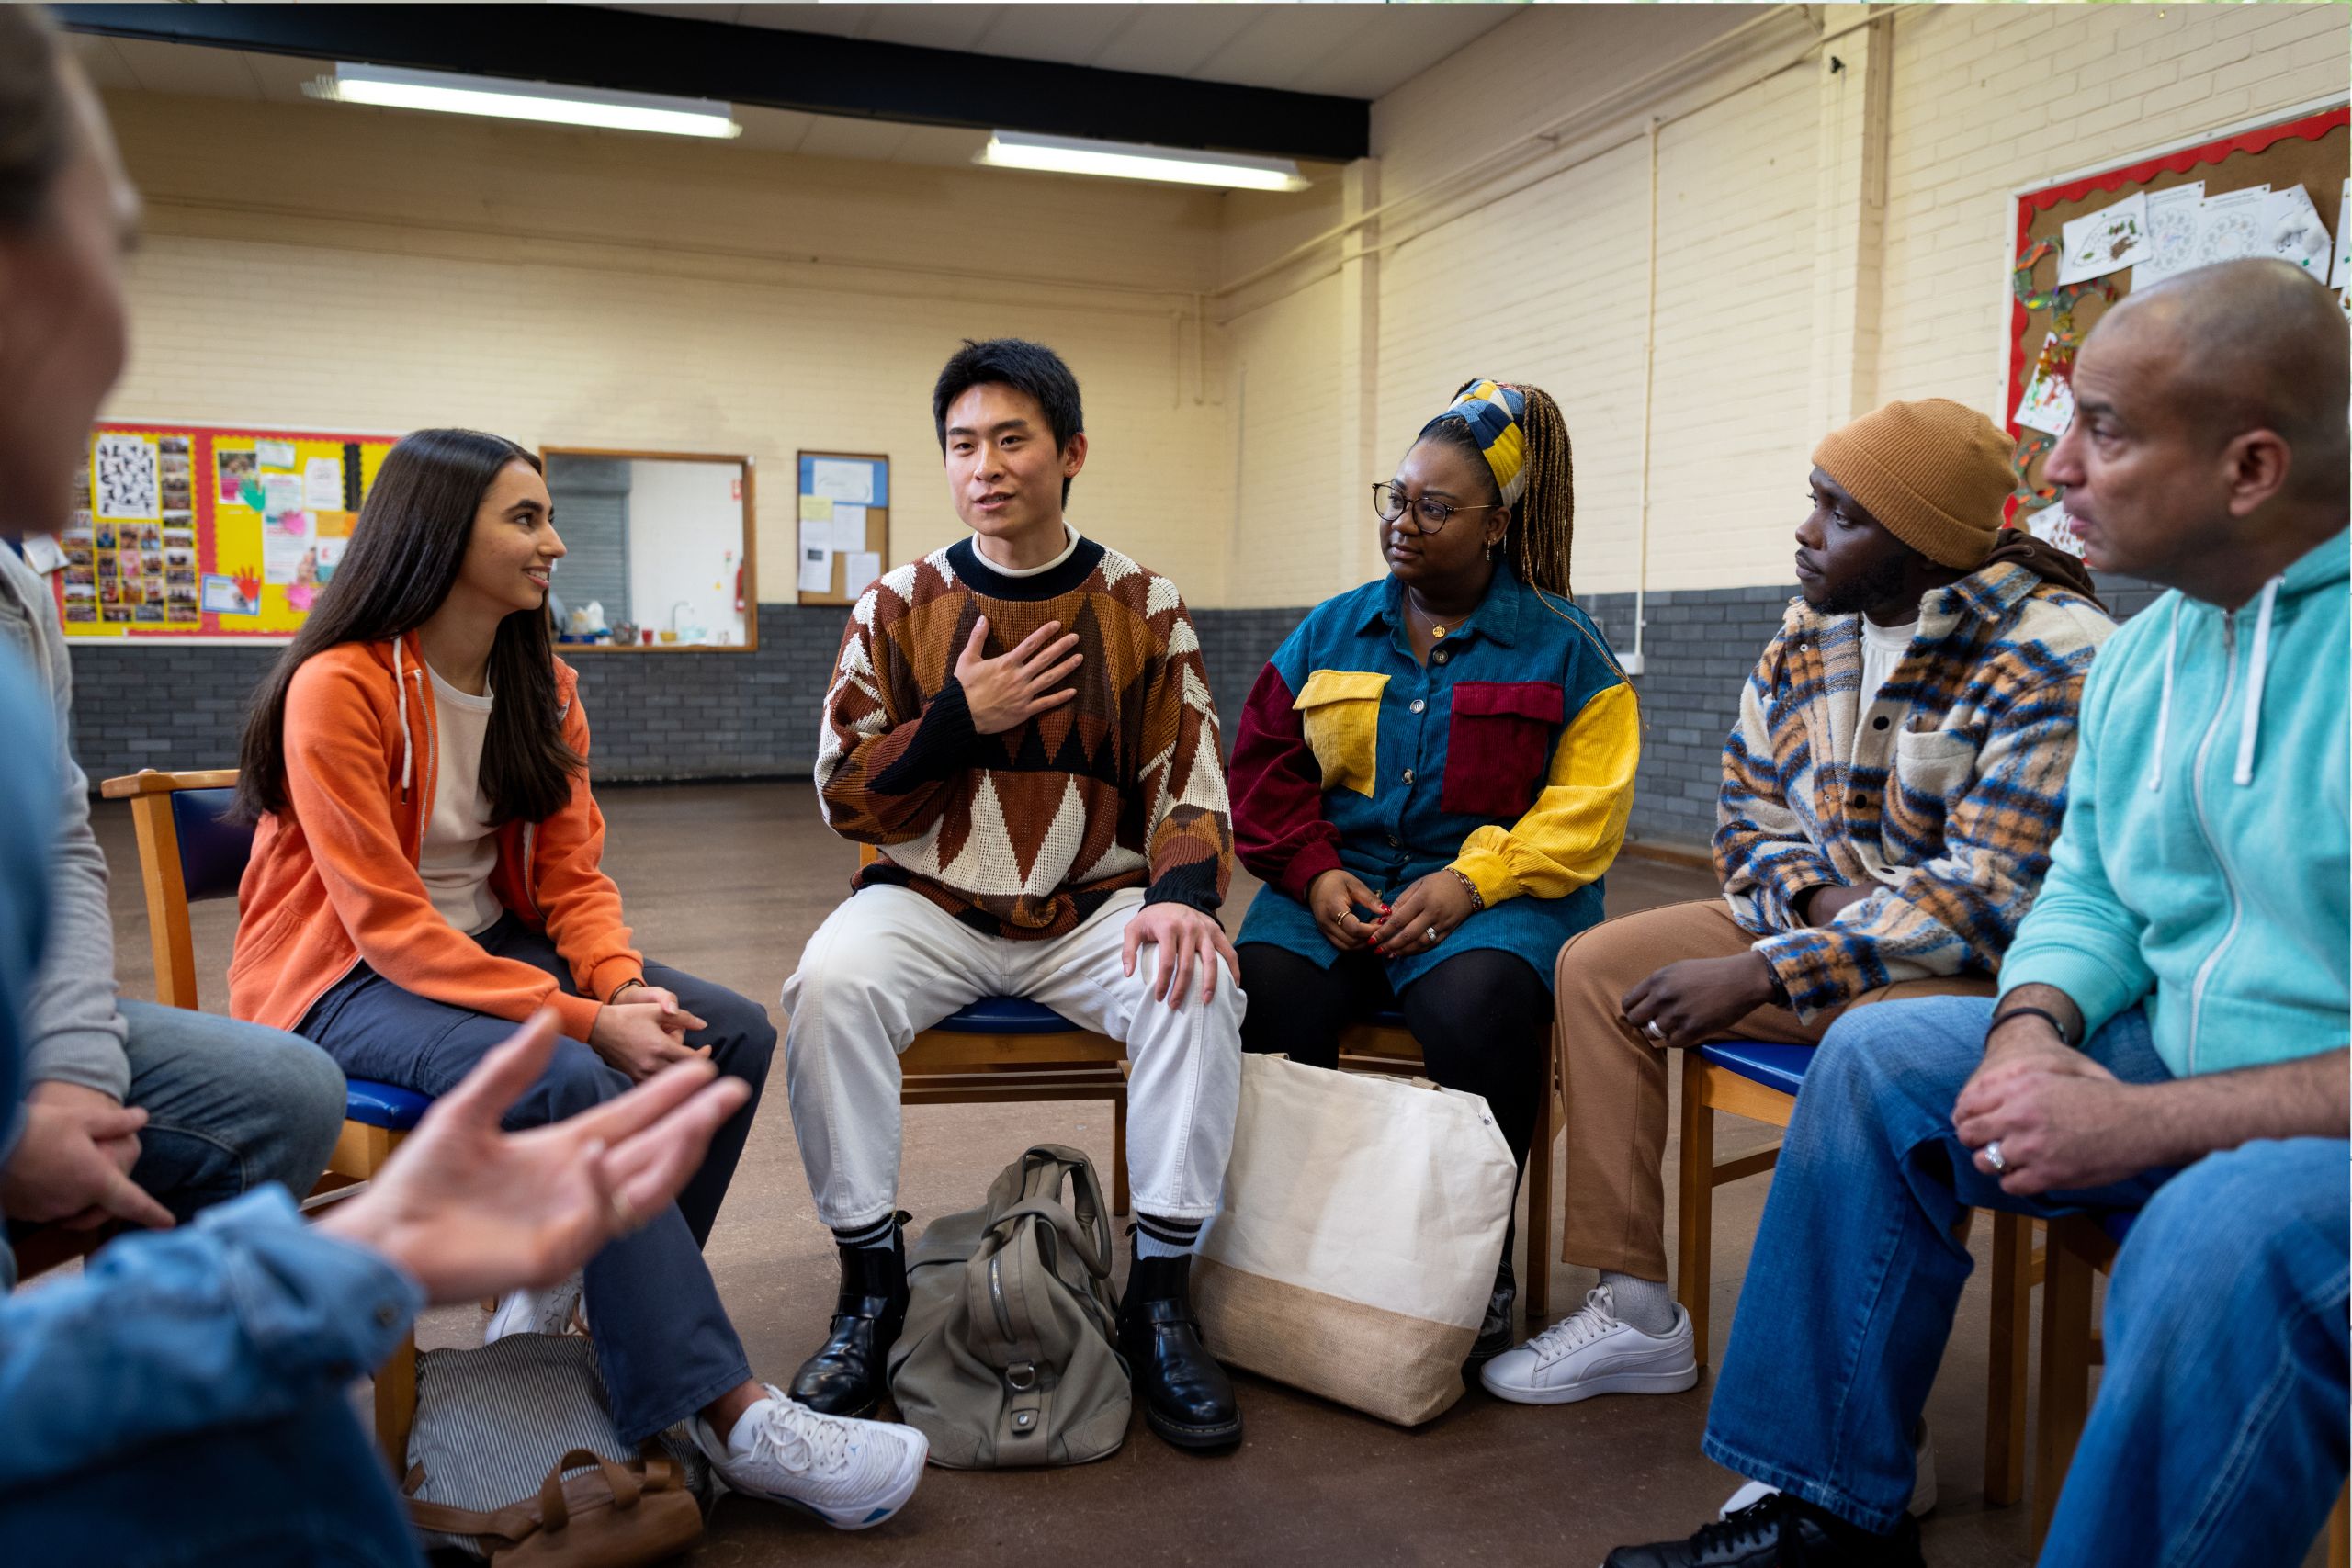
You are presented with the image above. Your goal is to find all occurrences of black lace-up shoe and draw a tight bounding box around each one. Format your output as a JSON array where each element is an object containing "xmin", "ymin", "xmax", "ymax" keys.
[{"xmin": 1603, "ymin": 1494, "xmax": 1925, "ymax": 1568}]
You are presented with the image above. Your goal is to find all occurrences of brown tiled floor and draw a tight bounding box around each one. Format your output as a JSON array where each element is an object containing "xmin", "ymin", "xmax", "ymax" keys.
[{"xmin": 97, "ymin": 781, "xmax": 2047, "ymax": 1566}]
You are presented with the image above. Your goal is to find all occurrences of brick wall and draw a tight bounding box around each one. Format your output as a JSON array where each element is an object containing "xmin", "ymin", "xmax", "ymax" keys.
[{"xmin": 66, "ymin": 572, "xmax": 2169, "ymax": 852}]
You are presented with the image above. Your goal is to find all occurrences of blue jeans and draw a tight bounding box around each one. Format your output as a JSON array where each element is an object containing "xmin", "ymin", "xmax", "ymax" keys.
[
  {"xmin": 4, "ymin": 1003, "xmax": 346, "ymax": 1288},
  {"xmin": 119, "ymin": 1000, "xmax": 348, "ymax": 1223},
  {"xmin": 1, "ymin": 1390, "xmax": 418, "ymax": 1567},
  {"xmin": 1703, "ymin": 995, "xmax": 2349, "ymax": 1563},
  {"xmin": 301, "ymin": 915, "xmax": 775, "ymax": 1443}
]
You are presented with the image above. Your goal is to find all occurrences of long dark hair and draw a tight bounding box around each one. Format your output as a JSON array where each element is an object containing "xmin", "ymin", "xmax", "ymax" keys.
[{"xmin": 234, "ymin": 428, "xmax": 582, "ymax": 826}]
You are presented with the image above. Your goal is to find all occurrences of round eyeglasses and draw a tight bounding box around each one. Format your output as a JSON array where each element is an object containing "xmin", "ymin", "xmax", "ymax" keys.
[{"xmin": 1372, "ymin": 481, "xmax": 1501, "ymax": 536}]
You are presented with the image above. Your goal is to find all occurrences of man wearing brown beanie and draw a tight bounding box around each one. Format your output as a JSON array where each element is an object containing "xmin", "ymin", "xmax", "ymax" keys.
[{"xmin": 1480, "ymin": 398, "xmax": 2113, "ymax": 1411}]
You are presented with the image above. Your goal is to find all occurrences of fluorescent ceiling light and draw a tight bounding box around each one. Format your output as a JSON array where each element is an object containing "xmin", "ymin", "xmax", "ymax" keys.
[
  {"xmin": 977, "ymin": 130, "xmax": 1306, "ymax": 192},
  {"xmin": 307, "ymin": 62, "xmax": 741, "ymax": 139}
]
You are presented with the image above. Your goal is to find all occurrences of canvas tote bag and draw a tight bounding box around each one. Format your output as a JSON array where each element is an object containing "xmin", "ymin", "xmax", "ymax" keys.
[{"xmin": 1192, "ymin": 1053, "xmax": 1517, "ymax": 1426}]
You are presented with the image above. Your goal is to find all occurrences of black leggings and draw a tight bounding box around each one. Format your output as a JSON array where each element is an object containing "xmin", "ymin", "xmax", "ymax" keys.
[{"xmin": 1237, "ymin": 942, "xmax": 1553, "ymax": 1171}]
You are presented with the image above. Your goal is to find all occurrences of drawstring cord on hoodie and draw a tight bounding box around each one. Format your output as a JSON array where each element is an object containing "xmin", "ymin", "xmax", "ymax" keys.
[
  {"xmin": 2144, "ymin": 577, "xmax": 2280, "ymax": 794},
  {"xmin": 2233, "ymin": 576, "xmax": 2278, "ymax": 787},
  {"xmin": 2145, "ymin": 604, "xmax": 2179, "ymax": 793},
  {"xmin": 392, "ymin": 636, "xmax": 418, "ymax": 801}
]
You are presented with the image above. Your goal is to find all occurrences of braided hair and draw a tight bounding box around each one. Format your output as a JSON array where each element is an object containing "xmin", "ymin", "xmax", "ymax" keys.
[{"xmin": 1419, "ymin": 381, "xmax": 1576, "ymax": 598}]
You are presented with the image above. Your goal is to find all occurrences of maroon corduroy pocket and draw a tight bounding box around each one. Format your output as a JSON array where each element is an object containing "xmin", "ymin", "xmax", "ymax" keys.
[{"xmin": 1442, "ymin": 681, "xmax": 1564, "ymax": 818}]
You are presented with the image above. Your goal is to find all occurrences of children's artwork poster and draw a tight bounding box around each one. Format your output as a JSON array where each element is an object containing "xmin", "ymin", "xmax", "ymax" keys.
[
  {"xmin": 66, "ymin": 422, "xmax": 395, "ymax": 639},
  {"xmin": 2006, "ymin": 104, "xmax": 2347, "ymax": 524}
]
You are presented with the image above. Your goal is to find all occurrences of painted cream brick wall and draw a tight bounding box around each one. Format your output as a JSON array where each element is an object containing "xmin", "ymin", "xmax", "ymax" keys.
[
  {"xmin": 1228, "ymin": 1, "xmax": 2346, "ymax": 605},
  {"xmin": 97, "ymin": 92, "xmax": 1235, "ymax": 603},
  {"xmin": 1226, "ymin": 274, "xmax": 1346, "ymax": 608},
  {"xmin": 1876, "ymin": 1, "xmax": 2349, "ymax": 410}
]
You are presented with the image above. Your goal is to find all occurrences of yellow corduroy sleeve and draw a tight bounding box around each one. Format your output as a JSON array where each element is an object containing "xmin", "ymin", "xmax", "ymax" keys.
[{"xmin": 1449, "ymin": 680, "xmax": 1639, "ymax": 907}]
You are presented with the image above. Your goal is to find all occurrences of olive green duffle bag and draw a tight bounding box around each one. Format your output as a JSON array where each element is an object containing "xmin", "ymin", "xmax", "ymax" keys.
[{"xmin": 885, "ymin": 1144, "xmax": 1132, "ymax": 1468}]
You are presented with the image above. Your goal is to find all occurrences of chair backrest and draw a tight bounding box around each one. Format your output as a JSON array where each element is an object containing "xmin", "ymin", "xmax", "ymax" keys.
[{"xmin": 97, "ymin": 768, "xmax": 245, "ymax": 1010}]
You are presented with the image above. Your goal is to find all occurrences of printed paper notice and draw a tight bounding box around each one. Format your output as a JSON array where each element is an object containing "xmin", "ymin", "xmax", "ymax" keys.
[
  {"xmin": 2132, "ymin": 183, "xmax": 2205, "ymax": 286},
  {"xmin": 255, "ymin": 438, "xmax": 297, "ymax": 470},
  {"xmin": 93, "ymin": 433, "xmax": 160, "ymax": 520},
  {"xmin": 2334, "ymin": 179, "xmax": 2351, "ymax": 290},
  {"xmin": 304, "ymin": 455, "xmax": 345, "ymax": 509},
  {"xmin": 843, "ymin": 551, "xmax": 881, "ymax": 595},
  {"xmin": 2262, "ymin": 184, "xmax": 2332, "ymax": 276},
  {"xmin": 2192, "ymin": 186, "xmax": 2268, "ymax": 268},
  {"xmin": 797, "ymin": 544, "xmax": 834, "ymax": 594},
  {"xmin": 809, "ymin": 459, "xmax": 875, "ymax": 504},
  {"xmin": 798, "ymin": 494, "xmax": 834, "ymax": 523},
  {"xmin": 264, "ymin": 504, "xmax": 316, "ymax": 588},
  {"xmin": 830, "ymin": 503, "xmax": 869, "ymax": 553},
  {"xmin": 2057, "ymin": 192, "xmax": 2150, "ymax": 285},
  {"xmin": 2013, "ymin": 333, "xmax": 2076, "ymax": 438},
  {"xmin": 201, "ymin": 573, "xmax": 259, "ymax": 617}
]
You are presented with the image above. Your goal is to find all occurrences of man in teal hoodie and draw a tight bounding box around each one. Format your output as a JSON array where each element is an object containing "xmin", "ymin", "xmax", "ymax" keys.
[{"xmin": 1603, "ymin": 258, "xmax": 2349, "ymax": 1568}]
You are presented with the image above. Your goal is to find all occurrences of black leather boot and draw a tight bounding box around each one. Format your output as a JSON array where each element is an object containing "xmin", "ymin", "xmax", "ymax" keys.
[
  {"xmin": 788, "ymin": 1213, "xmax": 909, "ymax": 1418},
  {"xmin": 1118, "ymin": 1252, "xmax": 1242, "ymax": 1450},
  {"xmin": 1469, "ymin": 1253, "xmax": 1517, "ymax": 1365}
]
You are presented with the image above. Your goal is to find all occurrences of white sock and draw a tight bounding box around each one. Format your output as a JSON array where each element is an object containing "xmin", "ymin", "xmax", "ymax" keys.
[
  {"xmin": 1134, "ymin": 1214, "xmax": 1202, "ymax": 1259},
  {"xmin": 1600, "ymin": 1270, "xmax": 1679, "ymax": 1336}
]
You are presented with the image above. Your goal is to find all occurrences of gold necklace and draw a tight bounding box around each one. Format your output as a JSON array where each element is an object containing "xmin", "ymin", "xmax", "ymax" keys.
[{"xmin": 1408, "ymin": 595, "xmax": 1463, "ymax": 639}]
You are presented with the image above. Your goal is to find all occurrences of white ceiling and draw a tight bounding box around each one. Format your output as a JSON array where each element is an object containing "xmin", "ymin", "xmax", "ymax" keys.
[
  {"xmin": 74, "ymin": 6, "xmax": 1516, "ymax": 173},
  {"xmin": 593, "ymin": 4, "xmax": 1520, "ymax": 100}
]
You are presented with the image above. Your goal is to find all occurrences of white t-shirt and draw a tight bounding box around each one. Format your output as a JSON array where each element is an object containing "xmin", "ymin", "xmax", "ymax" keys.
[
  {"xmin": 419, "ymin": 663, "xmax": 503, "ymax": 936},
  {"xmin": 1854, "ymin": 616, "xmax": 1917, "ymax": 764}
]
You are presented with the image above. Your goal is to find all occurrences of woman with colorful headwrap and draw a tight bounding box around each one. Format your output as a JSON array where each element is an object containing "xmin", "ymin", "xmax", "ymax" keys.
[{"xmin": 1227, "ymin": 378, "xmax": 1641, "ymax": 1360}]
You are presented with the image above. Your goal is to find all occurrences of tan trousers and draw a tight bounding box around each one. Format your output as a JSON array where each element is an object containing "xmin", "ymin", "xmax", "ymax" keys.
[{"xmin": 1554, "ymin": 898, "xmax": 1992, "ymax": 1281}]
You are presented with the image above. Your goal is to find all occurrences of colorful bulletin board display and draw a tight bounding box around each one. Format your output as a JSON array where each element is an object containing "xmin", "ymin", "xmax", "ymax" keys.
[
  {"xmin": 794, "ymin": 451, "xmax": 890, "ymax": 606},
  {"xmin": 2006, "ymin": 100, "xmax": 2347, "ymax": 553},
  {"xmin": 67, "ymin": 421, "xmax": 397, "ymax": 640}
]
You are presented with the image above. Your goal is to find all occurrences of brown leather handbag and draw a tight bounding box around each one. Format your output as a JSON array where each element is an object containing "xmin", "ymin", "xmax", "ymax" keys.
[{"xmin": 403, "ymin": 1444, "xmax": 701, "ymax": 1567}]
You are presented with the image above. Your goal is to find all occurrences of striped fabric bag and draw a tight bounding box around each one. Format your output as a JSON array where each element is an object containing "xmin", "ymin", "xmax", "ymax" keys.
[{"xmin": 402, "ymin": 1333, "xmax": 713, "ymax": 1562}]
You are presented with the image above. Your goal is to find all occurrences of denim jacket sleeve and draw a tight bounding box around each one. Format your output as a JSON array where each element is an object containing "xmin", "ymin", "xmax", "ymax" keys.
[{"xmin": 0, "ymin": 1187, "xmax": 423, "ymax": 1487}]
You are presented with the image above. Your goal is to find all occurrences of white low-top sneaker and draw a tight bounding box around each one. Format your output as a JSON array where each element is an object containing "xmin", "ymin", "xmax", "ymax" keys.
[
  {"xmin": 1719, "ymin": 1420, "xmax": 1939, "ymax": 1519},
  {"xmin": 1477, "ymin": 1283, "xmax": 1698, "ymax": 1405},
  {"xmin": 692, "ymin": 1384, "xmax": 926, "ymax": 1531},
  {"xmin": 483, "ymin": 1272, "xmax": 584, "ymax": 1345}
]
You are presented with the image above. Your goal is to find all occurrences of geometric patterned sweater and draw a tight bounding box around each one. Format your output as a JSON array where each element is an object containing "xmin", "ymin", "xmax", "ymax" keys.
[
  {"xmin": 1717, "ymin": 556, "xmax": 2114, "ymax": 1018},
  {"xmin": 816, "ymin": 531, "xmax": 1232, "ymax": 940}
]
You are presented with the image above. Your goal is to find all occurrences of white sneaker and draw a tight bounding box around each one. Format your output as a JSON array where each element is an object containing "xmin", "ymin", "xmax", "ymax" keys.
[
  {"xmin": 1478, "ymin": 1284, "xmax": 1699, "ymax": 1405},
  {"xmin": 692, "ymin": 1384, "xmax": 926, "ymax": 1531},
  {"xmin": 483, "ymin": 1272, "xmax": 584, "ymax": 1345},
  {"xmin": 1719, "ymin": 1420, "xmax": 1938, "ymax": 1519}
]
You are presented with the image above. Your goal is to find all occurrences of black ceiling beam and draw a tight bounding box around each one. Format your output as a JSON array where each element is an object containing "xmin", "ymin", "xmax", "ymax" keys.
[{"xmin": 56, "ymin": 3, "xmax": 1370, "ymax": 163}]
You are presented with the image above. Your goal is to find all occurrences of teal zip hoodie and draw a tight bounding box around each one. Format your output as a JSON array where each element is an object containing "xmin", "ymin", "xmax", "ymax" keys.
[{"xmin": 1999, "ymin": 527, "xmax": 2349, "ymax": 1077}]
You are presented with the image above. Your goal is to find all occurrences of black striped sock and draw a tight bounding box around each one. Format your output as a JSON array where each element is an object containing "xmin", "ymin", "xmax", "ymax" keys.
[
  {"xmin": 831, "ymin": 1214, "xmax": 897, "ymax": 1251},
  {"xmin": 1135, "ymin": 1213, "xmax": 1203, "ymax": 1258}
]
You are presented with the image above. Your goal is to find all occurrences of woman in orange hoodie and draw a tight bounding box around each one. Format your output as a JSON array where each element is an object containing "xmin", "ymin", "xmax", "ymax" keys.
[{"xmin": 230, "ymin": 428, "xmax": 927, "ymax": 1526}]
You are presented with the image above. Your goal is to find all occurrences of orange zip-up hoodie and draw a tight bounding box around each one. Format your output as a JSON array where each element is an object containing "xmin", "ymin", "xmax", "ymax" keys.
[{"xmin": 230, "ymin": 630, "xmax": 642, "ymax": 1043}]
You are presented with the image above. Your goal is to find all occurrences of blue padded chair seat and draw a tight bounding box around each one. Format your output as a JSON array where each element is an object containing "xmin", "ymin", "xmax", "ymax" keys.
[
  {"xmin": 932, "ymin": 997, "xmax": 1083, "ymax": 1034},
  {"xmin": 345, "ymin": 1078, "xmax": 432, "ymax": 1131},
  {"xmin": 1697, "ymin": 1040, "xmax": 1815, "ymax": 1098}
]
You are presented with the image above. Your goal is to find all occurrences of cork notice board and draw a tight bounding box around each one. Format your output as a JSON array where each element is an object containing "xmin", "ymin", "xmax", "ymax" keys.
[
  {"xmin": 2006, "ymin": 102, "xmax": 2349, "ymax": 528},
  {"xmin": 795, "ymin": 451, "xmax": 890, "ymax": 605}
]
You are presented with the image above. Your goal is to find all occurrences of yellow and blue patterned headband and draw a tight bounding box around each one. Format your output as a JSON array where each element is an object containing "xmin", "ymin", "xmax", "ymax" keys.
[{"xmin": 1419, "ymin": 378, "xmax": 1529, "ymax": 507}]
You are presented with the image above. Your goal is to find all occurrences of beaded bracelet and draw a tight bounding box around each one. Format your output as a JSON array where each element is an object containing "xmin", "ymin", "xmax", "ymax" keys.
[{"xmin": 1448, "ymin": 868, "xmax": 1486, "ymax": 912}]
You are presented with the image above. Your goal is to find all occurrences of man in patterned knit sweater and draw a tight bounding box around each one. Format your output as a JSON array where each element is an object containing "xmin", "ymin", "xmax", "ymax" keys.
[{"xmin": 783, "ymin": 339, "xmax": 1245, "ymax": 1450}]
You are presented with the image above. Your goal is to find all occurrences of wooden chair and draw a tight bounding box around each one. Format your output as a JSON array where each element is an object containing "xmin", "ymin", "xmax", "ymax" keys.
[
  {"xmin": 1336, "ymin": 1010, "xmax": 1555, "ymax": 1320},
  {"xmin": 1677, "ymin": 1041, "xmax": 2039, "ymax": 1507},
  {"xmin": 99, "ymin": 767, "xmax": 433, "ymax": 1467},
  {"xmin": 2034, "ymin": 1212, "xmax": 2351, "ymax": 1562}
]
